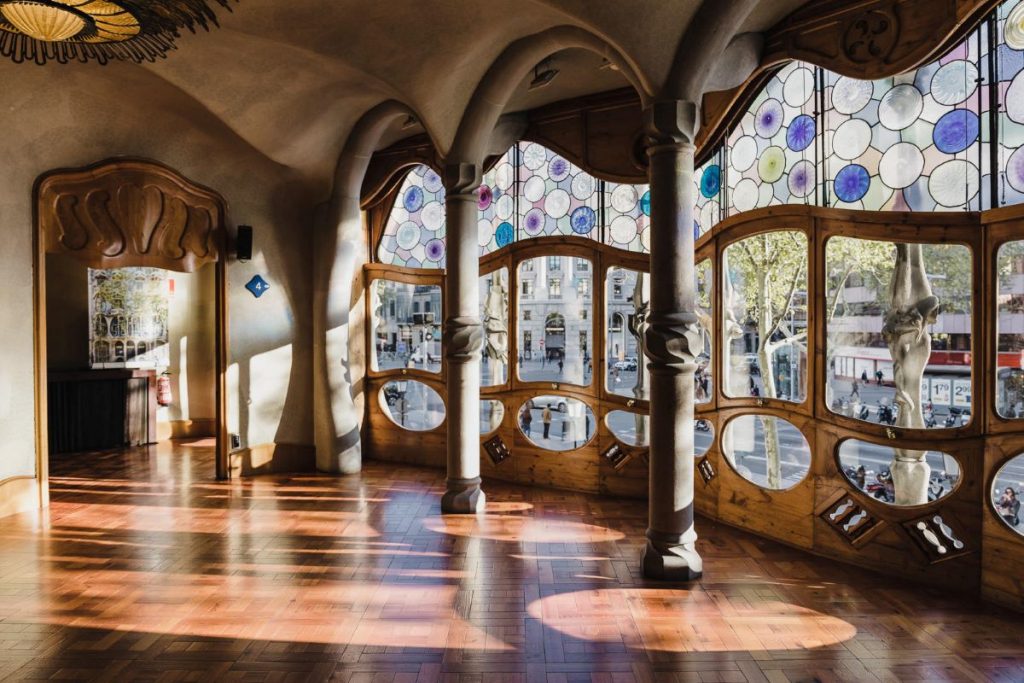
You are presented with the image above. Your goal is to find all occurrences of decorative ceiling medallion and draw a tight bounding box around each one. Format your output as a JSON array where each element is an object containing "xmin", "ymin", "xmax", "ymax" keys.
[
  {"xmin": 0, "ymin": 0, "xmax": 234, "ymax": 65},
  {"xmin": 842, "ymin": 8, "xmax": 900, "ymax": 64}
]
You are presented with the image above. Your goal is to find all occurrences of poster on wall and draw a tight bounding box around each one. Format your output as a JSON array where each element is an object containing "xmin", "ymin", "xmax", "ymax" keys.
[
  {"xmin": 89, "ymin": 268, "xmax": 169, "ymax": 369},
  {"xmin": 953, "ymin": 379, "xmax": 972, "ymax": 408},
  {"xmin": 921, "ymin": 379, "xmax": 931, "ymax": 406},
  {"xmin": 931, "ymin": 378, "xmax": 952, "ymax": 406}
]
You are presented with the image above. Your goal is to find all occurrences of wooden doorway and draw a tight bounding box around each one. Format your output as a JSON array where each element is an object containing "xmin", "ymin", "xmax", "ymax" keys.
[{"xmin": 33, "ymin": 158, "xmax": 230, "ymax": 506}]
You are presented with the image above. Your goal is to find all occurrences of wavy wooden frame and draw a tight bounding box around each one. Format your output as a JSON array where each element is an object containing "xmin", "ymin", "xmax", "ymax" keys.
[{"xmin": 32, "ymin": 157, "xmax": 231, "ymax": 508}]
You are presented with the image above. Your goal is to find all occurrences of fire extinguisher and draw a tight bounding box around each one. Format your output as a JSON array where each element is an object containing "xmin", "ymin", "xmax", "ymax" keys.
[{"xmin": 157, "ymin": 372, "xmax": 173, "ymax": 406}]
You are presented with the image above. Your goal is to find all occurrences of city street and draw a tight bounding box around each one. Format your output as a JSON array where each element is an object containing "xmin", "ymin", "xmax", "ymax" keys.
[
  {"xmin": 516, "ymin": 356, "xmax": 593, "ymax": 386},
  {"xmin": 828, "ymin": 377, "xmax": 971, "ymax": 427},
  {"xmin": 381, "ymin": 381, "xmax": 444, "ymax": 431},
  {"xmin": 518, "ymin": 400, "xmax": 595, "ymax": 451},
  {"xmin": 604, "ymin": 411, "xmax": 714, "ymax": 455},
  {"xmin": 724, "ymin": 417, "xmax": 811, "ymax": 488}
]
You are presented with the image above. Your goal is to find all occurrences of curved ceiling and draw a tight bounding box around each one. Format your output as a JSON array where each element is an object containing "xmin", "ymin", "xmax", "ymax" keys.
[{"xmin": 0, "ymin": 0, "xmax": 809, "ymax": 194}]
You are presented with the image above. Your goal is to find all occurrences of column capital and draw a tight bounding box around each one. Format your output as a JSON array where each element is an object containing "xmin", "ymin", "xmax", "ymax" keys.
[
  {"xmin": 443, "ymin": 162, "xmax": 483, "ymax": 197},
  {"xmin": 644, "ymin": 99, "xmax": 699, "ymax": 148},
  {"xmin": 443, "ymin": 315, "xmax": 484, "ymax": 363},
  {"xmin": 644, "ymin": 311, "xmax": 703, "ymax": 375}
]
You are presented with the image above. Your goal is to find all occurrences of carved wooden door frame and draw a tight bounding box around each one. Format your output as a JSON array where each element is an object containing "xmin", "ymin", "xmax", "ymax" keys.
[{"xmin": 33, "ymin": 157, "xmax": 231, "ymax": 506}]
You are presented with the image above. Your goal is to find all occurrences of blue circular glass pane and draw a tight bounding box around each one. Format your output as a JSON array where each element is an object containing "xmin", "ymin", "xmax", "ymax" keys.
[
  {"xmin": 403, "ymin": 185, "xmax": 424, "ymax": 213},
  {"xmin": 570, "ymin": 206, "xmax": 597, "ymax": 234},
  {"xmin": 933, "ymin": 109, "xmax": 979, "ymax": 155},
  {"xmin": 834, "ymin": 164, "xmax": 871, "ymax": 203},
  {"xmin": 495, "ymin": 221, "xmax": 514, "ymax": 247},
  {"xmin": 549, "ymin": 157, "xmax": 570, "ymax": 181},
  {"xmin": 700, "ymin": 165, "xmax": 721, "ymax": 198},
  {"xmin": 639, "ymin": 190, "xmax": 651, "ymax": 216},
  {"xmin": 787, "ymin": 114, "xmax": 816, "ymax": 152}
]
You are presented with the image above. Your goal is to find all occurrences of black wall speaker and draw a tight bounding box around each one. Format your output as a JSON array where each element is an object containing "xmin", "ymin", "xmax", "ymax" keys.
[{"xmin": 236, "ymin": 225, "xmax": 253, "ymax": 262}]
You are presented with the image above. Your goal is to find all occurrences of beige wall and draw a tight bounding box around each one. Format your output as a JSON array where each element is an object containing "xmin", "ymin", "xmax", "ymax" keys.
[
  {"xmin": 163, "ymin": 266, "xmax": 217, "ymax": 436},
  {"xmin": 0, "ymin": 59, "xmax": 318, "ymax": 490}
]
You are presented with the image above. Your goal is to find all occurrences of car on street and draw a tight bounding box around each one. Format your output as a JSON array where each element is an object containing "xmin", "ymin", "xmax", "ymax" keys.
[
  {"xmin": 527, "ymin": 396, "xmax": 568, "ymax": 412},
  {"xmin": 613, "ymin": 357, "xmax": 638, "ymax": 371}
]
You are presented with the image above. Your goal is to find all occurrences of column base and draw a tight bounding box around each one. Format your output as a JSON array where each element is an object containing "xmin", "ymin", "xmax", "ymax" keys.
[
  {"xmin": 641, "ymin": 535, "xmax": 702, "ymax": 581},
  {"xmin": 441, "ymin": 477, "xmax": 485, "ymax": 514}
]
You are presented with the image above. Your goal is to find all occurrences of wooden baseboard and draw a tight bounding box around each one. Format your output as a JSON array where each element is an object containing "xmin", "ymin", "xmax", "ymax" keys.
[
  {"xmin": 0, "ymin": 477, "xmax": 39, "ymax": 519},
  {"xmin": 160, "ymin": 418, "xmax": 217, "ymax": 440},
  {"xmin": 229, "ymin": 442, "xmax": 315, "ymax": 476}
]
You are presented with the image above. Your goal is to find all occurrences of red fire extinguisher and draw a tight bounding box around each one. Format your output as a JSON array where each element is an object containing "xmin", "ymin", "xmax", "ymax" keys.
[{"xmin": 157, "ymin": 372, "xmax": 173, "ymax": 406}]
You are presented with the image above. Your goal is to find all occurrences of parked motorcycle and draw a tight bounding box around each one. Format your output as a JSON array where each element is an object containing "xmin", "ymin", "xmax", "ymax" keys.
[
  {"xmin": 855, "ymin": 403, "xmax": 870, "ymax": 421},
  {"xmin": 877, "ymin": 403, "xmax": 898, "ymax": 425}
]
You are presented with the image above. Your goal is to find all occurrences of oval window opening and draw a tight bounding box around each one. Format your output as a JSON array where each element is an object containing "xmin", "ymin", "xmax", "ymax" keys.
[
  {"xmin": 838, "ymin": 439, "xmax": 960, "ymax": 506},
  {"xmin": 723, "ymin": 415, "xmax": 810, "ymax": 490},
  {"xmin": 517, "ymin": 396, "xmax": 595, "ymax": 451},
  {"xmin": 481, "ymin": 400, "xmax": 505, "ymax": 435},
  {"xmin": 379, "ymin": 380, "xmax": 445, "ymax": 431},
  {"xmin": 605, "ymin": 411, "xmax": 714, "ymax": 456},
  {"xmin": 992, "ymin": 454, "xmax": 1024, "ymax": 536}
]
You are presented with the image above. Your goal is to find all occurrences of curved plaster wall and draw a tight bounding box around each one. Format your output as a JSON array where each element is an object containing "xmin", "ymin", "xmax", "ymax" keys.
[{"xmin": 0, "ymin": 60, "xmax": 317, "ymax": 489}]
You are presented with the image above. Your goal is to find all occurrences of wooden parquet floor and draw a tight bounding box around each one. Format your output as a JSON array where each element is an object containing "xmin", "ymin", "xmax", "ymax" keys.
[{"xmin": 1, "ymin": 441, "xmax": 1023, "ymax": 682}]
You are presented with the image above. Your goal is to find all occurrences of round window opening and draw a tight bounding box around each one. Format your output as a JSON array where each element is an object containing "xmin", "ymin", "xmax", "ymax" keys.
[
  {"xmin": 379, "ymin": 380, "xmax": 445, "ymax": 431},
  {"xmin": 481, "ymin": 400, "xmax": 505, "ymax": 435},
  {"xmin": 605, "ymin": 411, "xmax": 714, "ymax": 455},
  {"xmin": 722, "ymin": 415, "xmax": 810, "ymax": 490},
  {"xmin": 517, "ymin": 396, "xmax": 595, "ymax": 451},
  {"xmin": 838, "ymin": 439, "xmax": 960, "ymax": 506},
  {"xmin": 992, "ymin": 454, "xmax": 1024, "ymax": 536}
]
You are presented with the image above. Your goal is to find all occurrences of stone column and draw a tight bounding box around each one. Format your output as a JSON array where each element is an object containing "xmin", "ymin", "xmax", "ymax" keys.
[
  {"xmin": 641, "ymin": 100, "xmax": 703, "ymax": 580},
  {"xmin": 441, "ymin": 162, "xmax": 486, "ymax": 513}
]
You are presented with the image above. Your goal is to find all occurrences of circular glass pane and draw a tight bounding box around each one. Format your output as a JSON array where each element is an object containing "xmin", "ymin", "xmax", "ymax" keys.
[
  {"xmin": 838, "ymin": 440, "xmax": 960, "ymax": 506},
  {"xmin": 992, "ymin": 454, "xmax": 1024, "ymax": 536},
  {"xmin": 722, "ymin": 415, "xmax": 810, "ymax": 490},
  {"xmin": 605, "ymin": 411, "xmax": 714, "ymax": 455},
  {"xmin": 480, "ymin": 400, "xmax": 504, "ymax": 435},
  {"xmin": 517, "ymin": 396, "xmax": 595, "ymax": 451},
  {"xmin": 379, "ymin": 380, "xmax": 445, "ymax": 431}
]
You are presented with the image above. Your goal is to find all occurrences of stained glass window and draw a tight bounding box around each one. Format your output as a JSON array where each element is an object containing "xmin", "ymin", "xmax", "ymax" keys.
[
  {"xmin": 823, "ymin": 31, "xmax": 985, "ymax": 211},
  {"xmin": 998, "ymin": 0, "xmax": 1024, "ymax": 206},
  {"xmin": 694, "ymin": 149, "xmax": 724, "ymax": 236},
  {"xmin": 517, "ymin": 142, "xmax": 600, "ymax": 241},
  {"xmin": 377, "ymin": 165, "xmax": 447, "ymax": 268},
  {"xmin": 478, "ymin": 147, "xmax": 517, "ymax": 256},
  {"xmin": 604, "ymin": 182, "xmax": 650, "ymax": 251},
  {"xmin": 376, "ymin": 0, "xmax": 1023, "ymax": 270},
  {"xmin": 726, "ymin": 61, "xmax": 819, "ymax": 217}
]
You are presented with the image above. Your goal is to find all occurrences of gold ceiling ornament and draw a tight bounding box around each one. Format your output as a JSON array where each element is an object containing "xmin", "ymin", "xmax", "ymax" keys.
[{"xmin": 0, "ymin": 0, "xmax": 234, "ymax": 64}]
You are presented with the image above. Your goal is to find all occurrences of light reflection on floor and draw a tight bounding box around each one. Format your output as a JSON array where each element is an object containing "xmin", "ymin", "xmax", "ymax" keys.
[{"xmin": 0, "ymin": 440, "xmax": 1020, "ymax": 680}]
